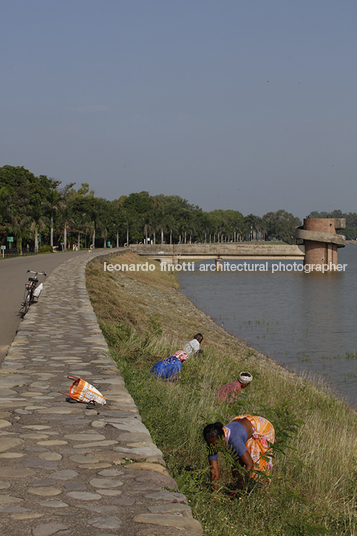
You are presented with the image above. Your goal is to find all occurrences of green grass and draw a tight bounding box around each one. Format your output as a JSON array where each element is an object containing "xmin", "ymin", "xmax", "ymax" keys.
[{"xmin": 87, "ymin": 253, "xmax": 357, "ymax": 536}]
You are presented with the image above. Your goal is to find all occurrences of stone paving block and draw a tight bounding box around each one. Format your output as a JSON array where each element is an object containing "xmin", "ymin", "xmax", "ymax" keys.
[
  {"xmin": 87, "ymin": 516, "xmax": 122, "ymax": 529},
  {"xmin": 0, "ymin": 495, "xmax": 25, "ymax": 505},
  {"xmin": 133, "ymin": 514, "xmax": 203, "ymax": 534},
  {"xmin": 39, "ymin": 501, "xmax": 69, "ymax": 508},
  {"xmin": 31, "ymin": 523, "xmax": 73, "ymax": 536},
  {"xmin": 144, "ymin": 491, "xmax": 188, "ymax": 503},
  {"xmin": 148, "ymin": 504, "xmax": 193, "ymax": 517},
  {"xmin": 134, "ymin": 472, "xmax": 178, "ymax": 490},
  {"xmin": 127, "ymin": 462, "xmax": 169, "ymax": 475},
  {"xmin": 136, "ymin": 529, "xmax": 199, "ymax": 536},
  {"xmin": 0, "ymin": 505, "xmax": 29, "ymax": 513}
]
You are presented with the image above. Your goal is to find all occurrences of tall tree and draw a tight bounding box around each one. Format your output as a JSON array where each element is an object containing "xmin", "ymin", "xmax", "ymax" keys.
[
  {"xmin": 263, "ymin": 210, "xmax": 301, "ymax": 244},
  {"xmin": 28, "ymin": 195, "xmax": 46, "ymax": 253}
]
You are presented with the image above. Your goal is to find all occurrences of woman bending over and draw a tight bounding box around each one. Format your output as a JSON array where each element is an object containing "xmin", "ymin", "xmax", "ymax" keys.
[{"xmin": 203, "ymin": 415, "xmax": 275, "ymax": 488}]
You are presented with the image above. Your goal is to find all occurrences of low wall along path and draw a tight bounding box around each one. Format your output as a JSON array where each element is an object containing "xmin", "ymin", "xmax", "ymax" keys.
[{"xmin": 0, "ymin": 250, "xmax": 202, "ymax": 536}]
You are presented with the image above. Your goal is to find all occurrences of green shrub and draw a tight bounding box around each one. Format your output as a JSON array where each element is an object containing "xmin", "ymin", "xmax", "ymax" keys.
[{"xmin": 39, "ymin": 245, "xmax": 53, "ymax": 253}]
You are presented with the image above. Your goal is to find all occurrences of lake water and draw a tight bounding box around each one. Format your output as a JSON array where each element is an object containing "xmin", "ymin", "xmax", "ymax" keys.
[{"xmin": 177, "ymin": 245, "xmax": 357, "ymax": 407}]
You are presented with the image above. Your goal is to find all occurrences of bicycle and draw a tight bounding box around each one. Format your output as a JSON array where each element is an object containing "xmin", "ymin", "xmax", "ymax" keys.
[{"xmin": 19, "ymin": 270, "xmax": 46, "ymax": 317}]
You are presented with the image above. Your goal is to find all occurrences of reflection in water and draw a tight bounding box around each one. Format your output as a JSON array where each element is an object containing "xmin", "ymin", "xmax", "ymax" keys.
[{"xmin": 177, "ymin": 246, "xmax": 357, "ymax": 406}]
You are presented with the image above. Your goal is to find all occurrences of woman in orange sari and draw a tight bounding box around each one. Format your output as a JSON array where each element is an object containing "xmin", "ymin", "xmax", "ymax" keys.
[{"xmin": 203, "ymin": 415, "xmax": 275, "ymax": 488}]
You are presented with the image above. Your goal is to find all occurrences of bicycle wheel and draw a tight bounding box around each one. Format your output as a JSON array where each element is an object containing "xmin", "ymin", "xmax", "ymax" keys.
[
  {"xmin": 19, "ymin": 289, "xmax": 32, "ymax": 316},
  {"xmin": 24, "ymin": 290, "xmax": 32, "ymax": 314}
]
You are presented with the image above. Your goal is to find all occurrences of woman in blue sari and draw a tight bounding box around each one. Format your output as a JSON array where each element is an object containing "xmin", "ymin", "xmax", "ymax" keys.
[{"xmin": 150, "ymin": 350, "xmax": 188, "ymax": 381}]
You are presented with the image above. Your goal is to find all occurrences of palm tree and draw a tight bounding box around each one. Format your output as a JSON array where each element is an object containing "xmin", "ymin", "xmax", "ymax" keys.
[
  {"xmin": 165, "ymin": 215, "xmax": 178, "ymax": 245},
  {"xmin": 44, "ymin": 188, "xmax": 66, "ymax": 247},
  {"xmin": 151, "ymin": 207, "xmax": 166, "ymax": 245},
  {"xmin": 86, "ymin": 203, "xmax": 99, "ymax": 248},
  {"xmin": 29, "ymin": 195, "xmax": 46, "ymax": 253},
  {"xmin": 9, "ymin": 214, "xmax": 31, "ymax": 253}
]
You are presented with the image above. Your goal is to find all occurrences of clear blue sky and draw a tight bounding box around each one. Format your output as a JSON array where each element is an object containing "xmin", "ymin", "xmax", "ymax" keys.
[{"xmin": 1, "ymin": 0, "xmax": 356, "ymax": 218}]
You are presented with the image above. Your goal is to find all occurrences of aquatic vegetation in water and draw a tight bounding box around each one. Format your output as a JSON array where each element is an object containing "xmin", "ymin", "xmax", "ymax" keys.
[
  {"xmin": 319, "ymin": 351, "xmax": 357, "ymax": 361},
  {"xmin": 297, "ymin": 353, "xmax": 312, "ymax": 363}
]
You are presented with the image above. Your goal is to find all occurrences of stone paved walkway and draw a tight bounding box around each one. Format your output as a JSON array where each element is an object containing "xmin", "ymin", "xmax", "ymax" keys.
[{"xmin": 0, "ymin": 251, "xmax": 202, "ymax": 536}]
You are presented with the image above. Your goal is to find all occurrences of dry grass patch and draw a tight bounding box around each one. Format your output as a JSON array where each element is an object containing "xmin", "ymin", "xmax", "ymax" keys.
[{"xmin": 87, "ymin": 251, "xmax": 250, "ymax": 354}]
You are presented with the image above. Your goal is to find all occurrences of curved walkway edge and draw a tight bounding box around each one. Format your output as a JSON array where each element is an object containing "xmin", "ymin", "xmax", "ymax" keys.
[{"xmin": 0, "ymin": 250, "xmax": 203, "ymax": 536}]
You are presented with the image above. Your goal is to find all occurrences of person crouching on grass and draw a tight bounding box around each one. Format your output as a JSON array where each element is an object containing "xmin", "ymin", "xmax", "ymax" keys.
[
  {"xmin": 150, "ymin": 351, "xmax": 188, "ymax": 381},
  {"xmin": 216, "ymin": 372, "xmax": 253, "ymax": 402},
  {"xmin": 183, "ymin": 333, "xmax": 204, "ymax": 356},
  {"xmin": 203, "ymin": 415, "xmax": 275, "ymax": 490},
  {"xmin": 150, "ymin": 333, "xmax": 203, "ymax": 381}
]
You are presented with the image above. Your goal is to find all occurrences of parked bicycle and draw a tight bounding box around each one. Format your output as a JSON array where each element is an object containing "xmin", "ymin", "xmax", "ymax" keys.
[{"xmin": 19, "ymin": 270, "xmax": 46, "ymax": 317}]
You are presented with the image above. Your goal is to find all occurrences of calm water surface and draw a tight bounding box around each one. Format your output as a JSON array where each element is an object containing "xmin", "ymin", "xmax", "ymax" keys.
[{"xmin": 178, "ymin": 245, "xmax": 357, "ymax": 407}]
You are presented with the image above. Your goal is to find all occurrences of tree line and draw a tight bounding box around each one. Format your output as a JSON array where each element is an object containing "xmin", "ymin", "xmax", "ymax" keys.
[{"xmin": 0, "ymin": 164, "xmax": 314, "ymax": 252}]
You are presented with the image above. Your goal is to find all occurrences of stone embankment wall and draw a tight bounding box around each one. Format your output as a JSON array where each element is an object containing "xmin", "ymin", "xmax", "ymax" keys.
[
  {"xmin": 129, "ymin": 243, "xmax": 305, "ymax": 260},
  {"xmin": 0, "ymin": 249, "xmax": 202, "ymax": 536}
]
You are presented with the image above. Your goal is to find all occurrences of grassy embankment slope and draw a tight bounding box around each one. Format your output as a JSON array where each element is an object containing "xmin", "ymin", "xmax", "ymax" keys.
[{"xmin": 87, "ymin": 252, "xmax": 357, "ymax": 536}]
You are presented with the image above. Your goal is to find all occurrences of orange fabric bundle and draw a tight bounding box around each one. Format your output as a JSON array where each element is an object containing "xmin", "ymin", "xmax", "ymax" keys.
[{"xmin": 60, "ymin": 375, "xmax": 106, "ymax": 405}]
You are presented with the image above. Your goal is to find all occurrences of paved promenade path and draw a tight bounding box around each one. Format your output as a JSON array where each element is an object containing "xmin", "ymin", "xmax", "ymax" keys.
[
  {"xmin": 0, "ymin": 250, "xmax": 202, "ymax": 536},
  {"xmin": 0, "ymin": 250, "xmax": 91, "ymax": 361}
]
